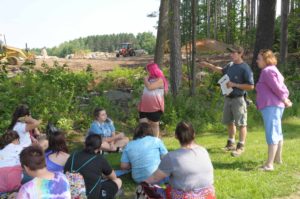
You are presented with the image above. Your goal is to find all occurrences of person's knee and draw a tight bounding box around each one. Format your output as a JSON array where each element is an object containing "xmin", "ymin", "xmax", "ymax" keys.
[
  {"xmin": 114, "ymin": 178, "xmax": 122, "ymax": 189},
  {"xmin": 123, "ymin": 136, "xmax": 129, "ymax": 143},
  {"xmin": 118, "ymin": 132, "xmax": 125, "ymax": 138},
  {"xmin": 101, "ymin": 142, "xmax": 112, "ymax": 150}
]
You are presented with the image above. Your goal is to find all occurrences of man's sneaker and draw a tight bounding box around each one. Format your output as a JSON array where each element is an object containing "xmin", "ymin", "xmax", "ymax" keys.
[
  {"xmin": 231, "ymin": 142, "xmax": 245, "ymax": 157},
  {"xmin": 223, "ymin": 140, "xmax": 236, "ymax": 151}
]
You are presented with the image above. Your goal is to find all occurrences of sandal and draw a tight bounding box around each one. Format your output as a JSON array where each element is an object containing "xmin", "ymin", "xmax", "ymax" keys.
[{"xmin": 258, "ymin": 165, "xmax": 274, "ymax": 172}]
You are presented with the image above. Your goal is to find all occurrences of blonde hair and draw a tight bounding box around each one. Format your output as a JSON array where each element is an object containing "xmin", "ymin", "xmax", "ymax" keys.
[{"xmin": 259, "ymin": 49, "xmax": 277, "ymax": 66}]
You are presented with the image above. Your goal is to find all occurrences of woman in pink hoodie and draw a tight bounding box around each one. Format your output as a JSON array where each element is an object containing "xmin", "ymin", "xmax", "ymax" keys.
[{"xmin": 256, "ymin": 49, "xmax": 292, "ymax": 171}]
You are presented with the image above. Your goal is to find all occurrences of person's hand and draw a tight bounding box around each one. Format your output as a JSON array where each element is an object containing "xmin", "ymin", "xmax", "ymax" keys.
[
  {"xmin": 283, "ymin": 98, "xmax": 293, "ymax": 108},
  {"xmin": 227, "ymin": 81, "xmax": 236, "ymax": 88},
  {"xmin": 31, "ymin": 137, "xmax": 38, "ymax": 144}
]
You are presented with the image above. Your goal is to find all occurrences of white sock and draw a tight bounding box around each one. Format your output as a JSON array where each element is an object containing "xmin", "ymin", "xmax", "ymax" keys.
[
  {"xmin": 228, "ymin": 138, "xmax": 235, "ymax": 143},
  {"xmin": 239, "ymin": 141, "xmax": 245, "ymax": 145}
]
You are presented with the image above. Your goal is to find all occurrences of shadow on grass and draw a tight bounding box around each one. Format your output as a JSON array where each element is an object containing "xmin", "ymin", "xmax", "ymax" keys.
[
  {"xmin": 212, "ymin": 160, "xmax": 259, "ymax": 171},
  {"xmin": 282, "ymin": 121, "xmax": 300, "ymax": 140}
]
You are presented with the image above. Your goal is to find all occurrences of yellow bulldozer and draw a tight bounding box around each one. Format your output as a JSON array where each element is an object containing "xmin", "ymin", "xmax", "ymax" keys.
[{"xmin": 0, "ymin": 34, "xmax": 35, "ymax": 65}]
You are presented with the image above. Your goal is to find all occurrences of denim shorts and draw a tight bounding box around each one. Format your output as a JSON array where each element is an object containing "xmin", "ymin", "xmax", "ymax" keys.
[{"xmin": 261, "ymin": 106, "xmax": 284, "ymax": 145}]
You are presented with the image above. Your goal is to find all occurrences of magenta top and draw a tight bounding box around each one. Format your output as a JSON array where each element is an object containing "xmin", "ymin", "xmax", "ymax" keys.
[{"xmin": 256, "ymin": 65, "xmax": 289, "ymax": 110}]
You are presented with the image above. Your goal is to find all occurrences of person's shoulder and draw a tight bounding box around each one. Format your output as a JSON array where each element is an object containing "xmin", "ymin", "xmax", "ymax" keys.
[
  {"xmin": 6, "ymin": 143, "xmax": 23, "ymax": 152},
  {"xmin": 21, "ymin": 178, "xmax": 35, "ymax": 189},
  {"xmin": 55, "ymin": 171, "xmax": 67, "ymax": 179},
  {"xmin": 57, "ymin": 151, "xmax": 70, "ymax": 159},
  {"xmin": 224, "ymin": 61, "xmax": 233, "ymax": 68},
  {"xmin": 264, "ymin": 65, "xmax": 277, "ymax": 72},
  {"xmin": 238, "ymin": 62, "xmax": 250, "ymax": 69},
  {"xmin": 13, "ymin": 122, "xmax": 26, "ymax": 130},
  {"xmin": 106, "ymin": 118, "xmax": 114, "ymax": 124},
  {"xmin": 90, "ymin": 121, "xmax": 98, "ymax": 127},
  {"xmin": 195, "ymin": 145, "xmax": 208, "ymax": 152},
  {"xmin": 71, "ymin": 150, "xmax": 88, "ymax": 161},
  {"xmin": 262, "ymin": 66, "xmax": 279, "ymax": 76}
]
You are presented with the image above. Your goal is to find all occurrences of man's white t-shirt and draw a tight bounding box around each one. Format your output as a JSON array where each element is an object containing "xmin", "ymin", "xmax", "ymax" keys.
[
  {"xmin": 0, "ymin": 143, "xmax": 23, "ymax": 167},
  {"xmin": 13, "ymin": 122, "xmax": 31, "ymax": 147}
]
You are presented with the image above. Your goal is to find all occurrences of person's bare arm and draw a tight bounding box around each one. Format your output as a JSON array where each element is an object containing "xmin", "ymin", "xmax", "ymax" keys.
[
  {"xmin": 144, "ymin": 77, "xmax": 164, "ymax": 90},
  {"xmin": 106, "ymin": 170, "xmax": 118, "ymax": 181},
  {"xmin": 120, "ymin": 162, "xmax": 131, "ymax": 170},
  {"xmin": 145, "ymin": 169, "xmax": 168, "ymax": 184},
  {"xmin": 21, "ymin": 116, "xmax": 41, "ymax": 132},
  {"xmin": 199, "ymin": 61, "xmax": 223, "ymax": 74},
  {"xmin": 227, "ymin": 81, "xmax": 254, "ymax": 91}
]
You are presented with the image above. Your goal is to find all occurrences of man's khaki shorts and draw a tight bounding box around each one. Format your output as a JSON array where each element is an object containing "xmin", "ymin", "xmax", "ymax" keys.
[{"xmin": 222, "ymin": 96, "xmax": 247, "ymax": 127}]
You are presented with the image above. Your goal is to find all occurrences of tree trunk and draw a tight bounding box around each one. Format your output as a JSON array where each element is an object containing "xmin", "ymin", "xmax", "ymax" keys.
[
  {"xmin": 280, "ymin": 0, "xmax": 290, "ymax": 66},
  {"xmin": 226, "ymin": 0, "xmax": 232, "ymax": 43},
  {"xmin": 154, "ymin": 0, "xmax": 169, "ymax": 68},
  {"xmin": 290, "ymin": 0, "xmax": 294, "ymax": 13},
  {"xmin": 240, "ymin": 0, "xmax": 245, "ymax": 43},
  {"xmin": 251, "ymin": 0, "xmax": 256, "ymax": 28},
  {"xmin": 251, "ymin": 0, "xmax": 277, "ymax": 79},
  {"xmin": 169, "ymin": 0, "xmax": 182, "ymax": 96},
  {"xmin": 207, "ymin": 0, "xmax": 211, "ymax": 38},
  {"xmin": 191, "ymin": 0, "xmax": 197, "ymax": 95},
  {"xmin": 246, "ymin": 0, "xmax": 251, "ymax": 33},
  {"xmin": 214, "ymin": 0, "xmax": 218, "ymax": 40}
]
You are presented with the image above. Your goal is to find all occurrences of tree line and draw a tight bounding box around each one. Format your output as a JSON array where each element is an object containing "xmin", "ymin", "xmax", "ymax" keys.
[{"xmin": 32, "ymin": 32, "xmax": 156, "ymax": 58}]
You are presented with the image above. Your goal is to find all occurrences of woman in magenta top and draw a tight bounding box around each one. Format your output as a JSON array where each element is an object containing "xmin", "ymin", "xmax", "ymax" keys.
[
  {"xmin": 256, "ymin": 49, "xmax": 292, "ymax": 171},
  {"xmin": 139, "ymin": 63, "xmax": 168, "ymax": 137}
]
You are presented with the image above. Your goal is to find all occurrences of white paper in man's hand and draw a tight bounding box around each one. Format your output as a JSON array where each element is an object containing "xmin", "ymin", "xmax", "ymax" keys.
[{"xmin": 218, "ymin": 74, "xmax": 233, "ymax": 95}]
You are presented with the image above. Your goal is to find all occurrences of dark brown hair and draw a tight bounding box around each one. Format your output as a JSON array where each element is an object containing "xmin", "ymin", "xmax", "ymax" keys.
[
  {"xmin": 0, "ymin": 130, "xmax": 19, "ymax": 149},
  {"xmin": 20, "ymin": 145, "xmax": 46, "ymax": 171},
  {"xmin": 133, "ymin": 122, "xmax": 154, "ymax": 140},
  {"xmin": 93, "ymin": 107, "xmax": 105, "ymax": 119},
  {"xmin": 175, "ymin": 121, "xmax": 195, "ymax": 145},
  {"xmin": 84, "ymin": 134, "xmax": 102, "ymax": 154},
  {"xmin": 8, "ymin": 105, "xmax": 30, "ymax": 130},
  {"xmin": 48, "ymin": 130, "xmax": 68, "ymax": 154}
]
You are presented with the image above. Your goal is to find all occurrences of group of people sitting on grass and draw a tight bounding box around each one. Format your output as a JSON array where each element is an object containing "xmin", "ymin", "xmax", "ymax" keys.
[{"xmin": 0, "ymin": 104, "xmax": 215, "ymax": 199}]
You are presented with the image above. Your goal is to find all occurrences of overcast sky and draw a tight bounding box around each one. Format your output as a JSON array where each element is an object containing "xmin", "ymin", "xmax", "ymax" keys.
[{"xmin": 0, "ymin": 0, "xmax": 281, "ymax": 49}]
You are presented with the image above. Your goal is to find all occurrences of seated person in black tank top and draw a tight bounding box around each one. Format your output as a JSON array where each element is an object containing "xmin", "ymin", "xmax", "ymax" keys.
[{"xmin": 64, "ymin": 134, "xmax": 122, "ymax": 199}]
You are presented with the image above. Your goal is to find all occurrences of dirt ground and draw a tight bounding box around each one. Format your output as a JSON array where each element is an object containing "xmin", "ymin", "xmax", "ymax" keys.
[{"xmin": 34, "ymin": 55, "xmax": 155, "ymax": 72}]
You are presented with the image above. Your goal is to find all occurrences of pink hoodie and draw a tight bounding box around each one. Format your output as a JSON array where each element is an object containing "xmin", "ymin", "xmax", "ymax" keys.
[{"xmin": 256, "ymin": 65, "xmax": 289, "ymax": 110}]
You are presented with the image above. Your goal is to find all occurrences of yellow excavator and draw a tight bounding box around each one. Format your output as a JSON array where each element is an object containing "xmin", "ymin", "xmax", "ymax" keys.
[{"xmin": 0, "ymin": 34, "xmax": 35, "ymax": 65}]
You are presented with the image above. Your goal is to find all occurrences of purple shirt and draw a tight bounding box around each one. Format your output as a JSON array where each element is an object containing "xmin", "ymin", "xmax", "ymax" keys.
[{"xmin": 256, "ymin": 65, "xmax": 289, "ymax": 110}]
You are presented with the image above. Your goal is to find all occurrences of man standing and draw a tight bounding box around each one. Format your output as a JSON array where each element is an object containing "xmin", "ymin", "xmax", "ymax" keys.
[{"xmin": 200, "ymin": 46, "xmax": 254, "ymax": 157}]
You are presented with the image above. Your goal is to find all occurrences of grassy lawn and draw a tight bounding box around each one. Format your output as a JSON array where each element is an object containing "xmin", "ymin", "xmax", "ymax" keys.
[{"xmin": 102, "ymin": 117, "xmax": 300, "ymax": 199}]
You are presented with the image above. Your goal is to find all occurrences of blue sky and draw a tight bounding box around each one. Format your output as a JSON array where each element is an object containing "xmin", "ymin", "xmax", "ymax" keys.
[
  {"xmin": 1, "ymin": 0, "xmax": 281, "ymax": 49},
  {"xmin": 1, "ymin": 0, "xmax": 160, "ymax": 48}
]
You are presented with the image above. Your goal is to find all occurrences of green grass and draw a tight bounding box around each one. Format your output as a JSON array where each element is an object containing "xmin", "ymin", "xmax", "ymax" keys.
[{"xmin": 101, "ymin": 117, "xmax": 300, "ymax": 199}]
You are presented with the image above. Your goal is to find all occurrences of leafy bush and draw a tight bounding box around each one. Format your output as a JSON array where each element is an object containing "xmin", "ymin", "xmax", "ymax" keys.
[
  {"xmin": 0, "ymin": 60, "xmax": 298, "ymax": 137},
  {"xmin": 0, "ymin": 63, "xmax": 93, "ymax": 133}
]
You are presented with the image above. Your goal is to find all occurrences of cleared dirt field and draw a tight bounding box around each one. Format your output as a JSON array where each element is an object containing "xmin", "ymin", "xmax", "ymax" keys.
[{"xmin": 34, "ymin": 55, "xmax": 155, "ymax": 72}]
